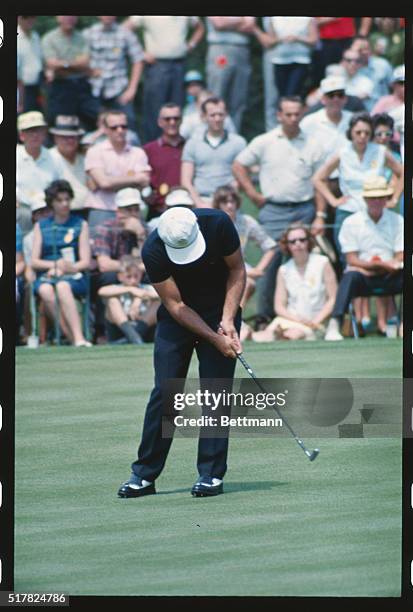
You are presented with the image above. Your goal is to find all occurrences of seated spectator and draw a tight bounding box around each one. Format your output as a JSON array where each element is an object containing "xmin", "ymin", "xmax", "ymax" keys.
[
  {"xmin": 249, "ymin": 223, "xmax": 337, "ymax": 341},
  {"xmin": 181, "ymin": 96, "xmax": 246, "ymax": 207},
  {"xmin": 49, "ymin": 115, "xmax": 89, "ymax": 216},
  {"xmin": 98, "ymin": 254, "xmax": 160, "ymax": 345},
  {"xmin": 17, "ymin": 16, "xmax": 43, "ymax": 113},
  {"xmin": 16, "ymin": 223, "xmax": 26, "ymax": 344},
  {"xmin": 142, "ymin": 103, "xmax": 186, "ymax": 220},
  {"xmin": 180, "ymin": 89, "xmax": 237, "ymax": 140},
  {"xmin": 369, "ymin": 18, "xmax": 405, "ymax": 67},
  {"xmin": 80, "ymin": 110, "xmax": 140, "ymax": 150},
  {"xmin": 93, "ymin": 187, "xmax": 148, "ymax": 285},
  {"xmin": 325, "ymin": 177, "xmax": 403, "ymax": 341},
  {"xmin": 389, "ymin": 103, "xmax": 404, "ymax": 162},
  {"xmin": 83, "ymin": 16, "xmax": 144, "ymax": 133},
  {"xmin": 371, "ymin": 64, "xmax": 404, "ymax": 115},
  {"xmin": 147, "ymin": 187, "xmax": 195, "ymax": 233},
  {"xmin": 41, "ymin": 16, "xmax": 99, "ymax": 131},
  {"xmin": 16, "ymin": 111, "xmax": 64, "ymax": 235},
  {"xmin": 183, "ymin": 69, "xmax": 205, "ymax": 117},
  {"xmin": 250, "ymin": 17, "xmax": 318, "ymax": 98},
  {"xmin": 212, "ymin": 185, "xmax": 276, "ymax": 311},
  {"xmin": 84, "ymin": 109, "xmax": 151, "ymax": 237},
  {"xmin": 312, "ymin": 112, "xmax": 403, "ymax": 261},
  {"xmin": 31, "ymin": 179, "xmax": 92, "ymax": 347},
  {"xmin": 350, "ymin": 35, "xmax": 393, "ymax": 110}
]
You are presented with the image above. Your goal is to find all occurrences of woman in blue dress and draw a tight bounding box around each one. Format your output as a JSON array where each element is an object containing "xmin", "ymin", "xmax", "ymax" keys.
[{"xmin": 31, "ymin": 179, "xmax": 91, "ymax": 346}]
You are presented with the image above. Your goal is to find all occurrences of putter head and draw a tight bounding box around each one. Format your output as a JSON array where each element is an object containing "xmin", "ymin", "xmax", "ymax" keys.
[{"xmin": 308, "ymin": 449, "xmax": 320, "ymax": 462}]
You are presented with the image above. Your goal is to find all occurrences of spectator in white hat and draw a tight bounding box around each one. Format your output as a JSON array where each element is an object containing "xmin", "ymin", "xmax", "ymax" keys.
[{"xmin": 16, "ymin": 111, "xmax": 64, "ymax": 235}]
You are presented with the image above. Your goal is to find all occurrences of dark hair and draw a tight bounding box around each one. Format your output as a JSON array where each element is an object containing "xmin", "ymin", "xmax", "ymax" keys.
[
  {"xmin": 103, "ymin": 109, "xmax": 127, "ymax": 126},
  {"xmin": 201, "ymin": 96, "xmax": 225, "ymax": 114},
  {"xmin": 279, "ymin": 223, "xmax": 316, "ymax": 256},
  {"xmin": 44, "ymin": 179, "xmax": 74, "ymax": 207},
  {"xmin": 346, "ymin": 112, "xmax": 374, "ymax": 140},
  {"xmin": 277, "ymin": 96, "xmax": 303, "ymax": 111},
  {"xmin": 372, "ymin": 112, "xmax": 394, "ymax": 131},
  {"xmin": 159, "ymin": 102, "xmax": 182, "ymax": 116},
  {"xmin": 212, "ymin": 185, "xmax": 241, "ymax": 210}
]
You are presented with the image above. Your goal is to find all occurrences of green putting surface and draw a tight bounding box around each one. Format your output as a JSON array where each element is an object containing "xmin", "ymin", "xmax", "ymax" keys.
[{"xmin": 15, "ymin": 339, "xmax": 402, "ymax": 596}]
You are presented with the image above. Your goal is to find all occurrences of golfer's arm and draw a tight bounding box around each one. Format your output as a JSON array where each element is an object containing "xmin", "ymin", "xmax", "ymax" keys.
[
  {"xmin": 153, "ymin": 277, "xmax": 220, "ymax": 345},
  {"xmin": 222, "ymin": 248, "xmax": 246, "ymax": 323}
]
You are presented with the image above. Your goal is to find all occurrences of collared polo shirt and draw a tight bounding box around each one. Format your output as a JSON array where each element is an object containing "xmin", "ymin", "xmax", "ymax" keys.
[
  {"xmin": 300, "ymin": 108, "xmax": 352, "ymax": 178},
  {"xmin": 49, "ymin": 147, "xmax": 88, "ymax": 211},
  {"xmin": 16, "ymin": 144, "xmax": 64, "ymax": 206},
  {"xmin": 143, "ymin": 136, "xmax": 185, "ymax": 208},
  {"xmin": 182, "ymin": 130, "xmax": 246, "ymax": 196},
  {"xmin": 41, "ymin": 27, "xmax": 89, "ymax": 79},
  {"xmin": 339, "ymin": 208, "xmax": 403, "ymax": 261},
  {"xmin": 83, "ymin": 22, "xmax": 144, "ymax": 99},
  {"xmin": 128, "ymin": 16, "xmax": 199, "ymax": 59},
  {"xmin": 84, "ymin": 140, "xmax": 151, "ymax": 211},
  {"xmin": 235, "ymin": 126, "xmax": 324, "ymax": 203}
]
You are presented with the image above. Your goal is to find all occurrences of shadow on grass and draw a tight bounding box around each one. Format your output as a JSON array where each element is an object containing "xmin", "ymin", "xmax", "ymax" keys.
[{"xmin": 156, "ymin": 481, "xmax": 289, "ymax": 496}]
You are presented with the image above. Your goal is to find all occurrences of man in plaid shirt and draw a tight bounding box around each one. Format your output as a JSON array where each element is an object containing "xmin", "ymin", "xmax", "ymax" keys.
[{"xmin": 84, "ymin": 16, "xmax": 144, "ymax": 132}]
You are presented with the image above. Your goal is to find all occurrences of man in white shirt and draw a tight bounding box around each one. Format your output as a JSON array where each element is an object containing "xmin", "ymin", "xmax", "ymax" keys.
[
  {"xmin": 49, "ymin": 115, "xmax": 88, "ymax": 214},
  {"xmin": 325, "ymin": 176, "xmax": 403, "ymax": 341},
  {"xmin": 16, "ymin": 111, "xmax": 64, "ymax": 235},
  {"xmin": 17, "ymin": 16, "xmax": 43, "ymax": 113},
  {"xmin": 233, "ymin": 95, "xmax": 326, "ymax": 318},
  {"xmin": 124, "ymin": 16, "xmax": 205, "ymax": 142}
]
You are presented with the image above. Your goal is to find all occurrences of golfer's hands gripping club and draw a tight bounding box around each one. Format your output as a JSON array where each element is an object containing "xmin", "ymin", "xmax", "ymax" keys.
[{"xmin": 216, "ymin": 321, "xmax": 242, "ymax": 358}]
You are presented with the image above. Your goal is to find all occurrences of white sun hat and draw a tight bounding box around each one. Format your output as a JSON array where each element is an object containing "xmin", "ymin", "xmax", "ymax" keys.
[{"xmin": 157, "ymin": 207, "xmax": 206, "ymax": 265}]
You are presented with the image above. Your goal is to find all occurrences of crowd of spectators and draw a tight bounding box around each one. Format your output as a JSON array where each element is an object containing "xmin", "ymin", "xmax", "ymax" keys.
[{"xmin": 16, "ymin": 15, "xmax": 405, "ymax": 346}]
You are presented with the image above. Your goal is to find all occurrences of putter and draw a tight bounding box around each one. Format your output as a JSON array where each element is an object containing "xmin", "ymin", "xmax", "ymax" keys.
[{"xmin": 237, "ymin": 353, "xmax": 319, "ymax": 462}]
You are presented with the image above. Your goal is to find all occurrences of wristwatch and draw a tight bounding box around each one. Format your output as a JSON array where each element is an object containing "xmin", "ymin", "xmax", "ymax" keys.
[{"xmin": 316, "ymin": 211, "xmax": 327, "ymax": 219}]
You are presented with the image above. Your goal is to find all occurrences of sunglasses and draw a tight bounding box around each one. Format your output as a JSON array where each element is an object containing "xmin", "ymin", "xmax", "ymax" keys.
[
  {"xmin": 326, "ymin": 91, "xmax": 345, "ymax": 99},
  {"xmin": 161, "ymin": 116, "xmax": 182, "ymax": 122},
  {"xmin": 287, "ymin": 237, "xmax": 308, "ymax": 245},
  {"xmin": 107, "ymin": 124, "xmax": 128, "ymax": 131},
  {"xmin": 374, "ymin": 130, "xmax": 393, "ymax": 138}
]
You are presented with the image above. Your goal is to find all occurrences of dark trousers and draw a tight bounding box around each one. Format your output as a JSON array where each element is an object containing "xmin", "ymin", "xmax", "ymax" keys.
[
  {"xmin": 132, "ymin": 308, "xmax": 241, "ymax": 481},
  {"xmin": 23, "ymin": 83, "xmax": 42, "ymax": 112},
  {"xmin": 274, "ymin": 63, "xmax": 309, "ymax": 97},
  {"xmin": 332, "ymin": 271, "xmax": 403, "ymax": 319},
  {"xmin": 47, "ymin": 78, "xmax": 100, "ymax": 132},
  {"xmin": 142, "ymin": 59, "xmax": 185, "ymax": 143}
]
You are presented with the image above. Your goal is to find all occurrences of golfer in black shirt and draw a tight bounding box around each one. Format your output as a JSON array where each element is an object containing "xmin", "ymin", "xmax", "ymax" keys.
[{"xmin": 118, "ymin": 206, "xmax": 246, "ymax": 498}]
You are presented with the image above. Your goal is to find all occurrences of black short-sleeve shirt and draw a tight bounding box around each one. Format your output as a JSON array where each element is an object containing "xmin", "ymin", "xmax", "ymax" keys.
[{"xmin": 142, "ymin": 209, "xmax": 241, "ymax": 315}]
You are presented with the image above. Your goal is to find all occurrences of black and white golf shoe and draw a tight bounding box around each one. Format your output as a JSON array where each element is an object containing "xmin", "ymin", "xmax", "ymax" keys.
[
  {"xmin": 117, "ymin": 473, "xmax": 156, "ymax": 498},
  {"xmin": 191, "ymin": 476, "xmax": 223, "ymax": 497}
]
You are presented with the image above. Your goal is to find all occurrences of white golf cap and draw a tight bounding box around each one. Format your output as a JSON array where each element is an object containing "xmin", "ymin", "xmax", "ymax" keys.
[
  {"xmin": 157, "ymin": 207, "xmax": 206, "ymax": 265},
  {"xmin": 115, "ymin": 188, "xmax": 144, "ymax": 208},
  {"xmin": 29, "ymin": 192, "xmax": 47, "ymax": 212},
  {"xmin": 165, "ymin": 189, "xmax": 194, "ymax": 207},
  {"xmin": 320, "ymin": 76, "xmax": 346, "ymax": 95},
  {"xmin": 392, "ymin": 64, "xmax": 405, "ymax": 82}
]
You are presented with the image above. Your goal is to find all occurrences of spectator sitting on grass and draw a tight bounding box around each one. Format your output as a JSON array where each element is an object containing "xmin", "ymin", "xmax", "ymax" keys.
[
  {"xmin": 98, "ymin": 254, "xmax": 159, "ymax": 344},
  {"xmin": 248, "ymin": 223, "xmax": 337, "ymax": 342}
]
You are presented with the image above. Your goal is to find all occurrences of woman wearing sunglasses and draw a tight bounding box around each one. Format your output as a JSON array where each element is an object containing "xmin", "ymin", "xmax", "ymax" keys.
[
  {"xmin": 249, "ymin": 223, "xmax": 337, "ymax": 341},
  {"xmin": 312, "ymin": 112, "xmax": 403, "ymax": 258}
]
